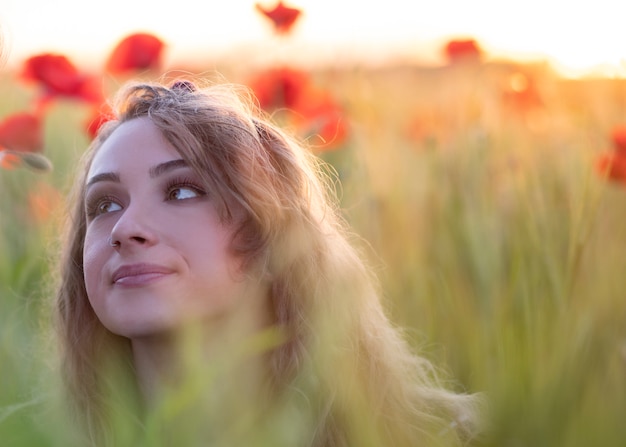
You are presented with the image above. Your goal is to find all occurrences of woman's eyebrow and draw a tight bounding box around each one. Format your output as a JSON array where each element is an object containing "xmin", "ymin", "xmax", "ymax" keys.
[
  {"xmin": 85, "ymin": 172, "xmax": 120, "ymax": 189},
  {"xmin": 85, "ymin": 159, "xmax": 188, "ymax": 190},
  {"xmin": 149, "ymin": 159, "xmax": 188, "ymax": 178}
]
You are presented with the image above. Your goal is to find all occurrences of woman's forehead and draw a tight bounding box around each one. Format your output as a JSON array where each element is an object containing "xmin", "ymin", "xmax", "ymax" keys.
[{"xmin": 87, "ymin": 118, "xmax": 179, "ymax": 179}]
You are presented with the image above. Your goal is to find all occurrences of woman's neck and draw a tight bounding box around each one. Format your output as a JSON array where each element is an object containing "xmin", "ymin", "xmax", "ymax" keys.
[
  {"xmin": 131, "ymin": 332, "xmax": 181, "ymax": 403},
  {"xmin": 130, "ymin": 307, "xmax": 275, "ymax": 408}
]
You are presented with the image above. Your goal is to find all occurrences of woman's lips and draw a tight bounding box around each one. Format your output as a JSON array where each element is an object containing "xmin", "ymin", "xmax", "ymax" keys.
[{"xmin": 111, "ymin": 263, "xmax": 175, "ymax": 286}]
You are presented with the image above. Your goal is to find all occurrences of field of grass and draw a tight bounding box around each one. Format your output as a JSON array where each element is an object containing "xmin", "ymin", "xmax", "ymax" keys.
[{"xmin": 2, "ymin": 57, "xmax": 626, "ymax": 446}]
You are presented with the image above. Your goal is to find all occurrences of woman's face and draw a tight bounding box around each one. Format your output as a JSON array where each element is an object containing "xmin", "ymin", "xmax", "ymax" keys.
[{"xmin": 83, "ymin": 117, "xmax": 268, "ymax": 339}]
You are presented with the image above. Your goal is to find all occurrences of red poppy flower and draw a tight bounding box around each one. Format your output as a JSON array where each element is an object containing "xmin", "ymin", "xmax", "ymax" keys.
[
  {"xmin": 0, "ymin": 112, "xmax": 43, "ymax": 153},
  {"xmin": 85, "ymin": 103, "xmax": 115, "ymax": 139},
  {"xmin": 596, "ymin": 152, "xmax": 626, "ymax": 182},
  {"xmin": 106, "ymin": 32, "xmax": 165, "ymax": 75},
  {"xmin": 255, "ymin": 1, "xmax": 302, "ymax": 35},
  {"xmin": 248, "ymin": 67, "xmax": 310, "ymax": 110},
  {"xmin": 595, "ymin": 125, "xmax": 626, "ymax": 184},
  {"xmin": 444, "ymin": 39, "xmax": 482, "ymax": 63},
  {"xmin": 248, "ymin": 67, "xmax": 348, "ymax": 150},
  {"xmin": 292, "ymin": 89, "xmax": 348, "ymax": 150},
  {"xmin": 611, "ymin": 125, "xmax": 626, "ymax": 157},
  {"xmin": 21, "ymin": 53, "xmax": 103, "ymax": 104},
  {"xmin": 0, "ymin": 111, "xmax": 51, "ymax": 171}
]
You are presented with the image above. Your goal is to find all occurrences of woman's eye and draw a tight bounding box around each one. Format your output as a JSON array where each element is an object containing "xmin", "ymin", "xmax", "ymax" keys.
[
  {"xmin": 96, "ymin": 200, "xmax": 122, "ymax": 215},
  {"xmin": 167, "ymin": 186, "xmax": 203, "ymax": 201},
  {"xmin": 87, "ymin": 198, "xmax": 122, "ymax": 219}
]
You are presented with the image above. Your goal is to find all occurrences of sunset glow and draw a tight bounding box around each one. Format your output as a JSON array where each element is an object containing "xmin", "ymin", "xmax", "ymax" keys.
[{"xmin": 1, "ymin": 0, "xmax": 625, "ymax": 78}]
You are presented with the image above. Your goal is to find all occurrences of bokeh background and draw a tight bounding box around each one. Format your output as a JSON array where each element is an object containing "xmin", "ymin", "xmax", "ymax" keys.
[{"xmin": 2, "ymin": 1, "xmax": 626, "ymax": 446}]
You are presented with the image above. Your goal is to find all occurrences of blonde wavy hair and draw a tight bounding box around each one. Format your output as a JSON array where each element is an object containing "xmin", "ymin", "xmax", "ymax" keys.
[{"xmin": 56, "ymin": 79, "xmax": 480, "ymax": 446}]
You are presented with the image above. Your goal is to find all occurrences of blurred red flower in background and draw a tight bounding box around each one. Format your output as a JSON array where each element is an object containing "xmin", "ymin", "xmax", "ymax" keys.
[
  {"xmin": 0, "ymin": 112, "xmax": 43, "ymax": 153},
  {"xmin": 596, "ymin": 125, "xmax": 626, "ymax": 183},
  {"xmin": 105, "ymin": 32, "xmax": 165, "ymax": 75},
  {"xmin": 611, "ymin": 125, "xmax": 626, "ymax": 155},
  {"xmin": 292, "ymin": 88, "xmax": 348, "ymax": 150},
  {"xmin": 248, "ymin": 67, "xmax": 309, "ymax": 109},
  {"xmin": 248, "ymin": 67, "xmax": 348, "ymax": 151},
  {"xmin": 250, "ymin": 3, "xmax": 345, "ymax": 151},
  {"xmin": 85, "ymin": 103, "xmax": 115, "ymax": 139},
  {"xmin": 444, "ymin": 39, "xmax": 482, "ymax": 64},
  {"xmin": 0, "ymin": 111, "xmax": 51, "ymax": 171},
  {"xmin": 21, "ymin": 53, "xmax": 103, "ymax": 106},
  {"xmin": 255, "ymin": 1, "xmax": 302, "ymax": 34}
]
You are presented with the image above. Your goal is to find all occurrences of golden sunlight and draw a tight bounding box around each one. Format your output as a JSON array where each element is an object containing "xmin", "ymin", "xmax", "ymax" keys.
[{"xmin": 1, "ymin": 0, "xmax": 625, "ymax": 77}]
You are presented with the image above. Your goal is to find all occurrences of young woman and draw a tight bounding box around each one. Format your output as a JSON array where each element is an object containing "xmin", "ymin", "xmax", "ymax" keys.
[{"xmin": 56, "ymin": 79, "xmax": 480, "ymax": 446}]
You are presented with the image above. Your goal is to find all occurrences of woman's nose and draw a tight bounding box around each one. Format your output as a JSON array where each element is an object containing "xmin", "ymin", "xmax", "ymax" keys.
[{"xmin": 109, "ymin": 202, "xmax": 158, "ymax": 249}]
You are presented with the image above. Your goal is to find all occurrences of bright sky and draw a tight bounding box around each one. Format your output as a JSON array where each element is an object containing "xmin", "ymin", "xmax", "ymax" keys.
[{"xmin": 1, "ymin": 0, "xmax": 625, "ymax": 77}]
